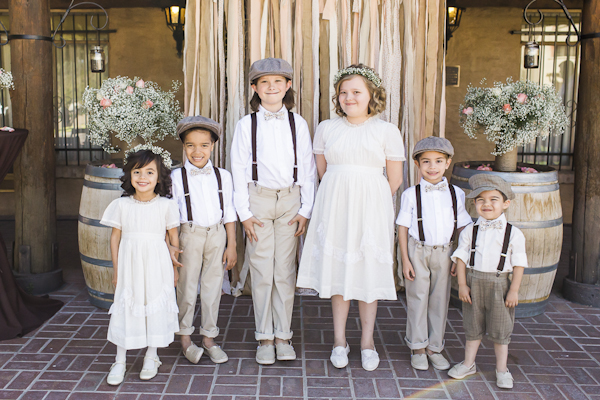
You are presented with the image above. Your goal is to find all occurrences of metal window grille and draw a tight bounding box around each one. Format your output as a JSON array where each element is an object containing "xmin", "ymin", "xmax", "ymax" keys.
[{"xmin": 518, "ymin": 11, "xmax": 581, "ymax": 171}]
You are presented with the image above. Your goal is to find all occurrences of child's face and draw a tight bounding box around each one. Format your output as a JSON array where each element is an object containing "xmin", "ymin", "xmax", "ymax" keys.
[
  {"xmin": 251, "ymin": 75, "xmax": 292, "ymax": 111},
  {"xmin": 338, "ymin": 76, "xmax": 371, "ymax": 119},
  {"xmin": 131, "ymin": 159, "xmax": 159, "ymax": 196},
  {"xmin": 474, "ymin": 189, "xmax": 510, "ymax": 221},
  {"xmin": 415, "ymin": 151, "xmax": 451, "ymax": 184},
  {"xmin": 184, "ymin": 130, "xmax": 214, "ymax": 169}
]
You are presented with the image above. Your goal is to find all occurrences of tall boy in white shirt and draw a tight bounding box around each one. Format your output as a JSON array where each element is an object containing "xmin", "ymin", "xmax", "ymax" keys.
[
  {"xmin": 170, "ymin": 116, "xmax": 237, "ymax": 365},
  {"xmin": 230, "ymin": 58, "xmax": 316, "ymax": 365},
  {"xmin": 397, "ymin": 137, "xmax": 472, "ymax": 371},
  {"xmin": 449, "ymin": 174, "xmax": 527, "ymax": 390}
]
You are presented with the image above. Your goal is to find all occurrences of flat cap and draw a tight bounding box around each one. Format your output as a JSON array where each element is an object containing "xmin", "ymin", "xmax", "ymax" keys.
[
  {"xmin": 176, "ymin": 115, "xmax": 221, "ymax": 142},
  {"xmin": 412, "ymin": 136, "xmax": 454, "ymax": 159},
  {"xmin": 249, "ymin": 58, "xmax": 293, "ymax": 83},
  {"xmin": 466, "ymin": 174, "xmax": 515, "ymax": 200}
]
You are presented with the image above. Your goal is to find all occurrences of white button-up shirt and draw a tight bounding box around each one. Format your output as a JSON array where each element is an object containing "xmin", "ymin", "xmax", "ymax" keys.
[
  {"xmin": 396, "ymin": 177, "xmax": 472, "ymax": 246},
  {"xmin": 171, "ymin": 159, "xmax": 237, "ymax": 227},
  {"xmin": 451, "ymin": 214, "xmax": 528, "ymax": 273},
  {"xmin": 230, "ymin": 105, "xmax": 316, "ymax": 221}
]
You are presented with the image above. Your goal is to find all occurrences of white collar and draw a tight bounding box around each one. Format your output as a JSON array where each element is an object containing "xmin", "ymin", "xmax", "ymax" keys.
[
  {"xmin": 185, "ymin": 158, "xmax": 213, "ymax": 172},
  {"xmin": 476, "ymin": 213, "xmax": 507, "ymax": 226}
]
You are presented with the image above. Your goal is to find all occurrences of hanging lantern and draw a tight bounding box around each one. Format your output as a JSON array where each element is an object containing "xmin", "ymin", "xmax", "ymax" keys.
[
  {"xmin": 90, "ymin": 46, "xmax": 105, "ymax": 73},
  {"xmin": 164, "ymin": 5, "xmax": 186, "ymax": 58},
  {"xmin": 524, "ymin": 41, "xmax": 540, "ymax": 69}
]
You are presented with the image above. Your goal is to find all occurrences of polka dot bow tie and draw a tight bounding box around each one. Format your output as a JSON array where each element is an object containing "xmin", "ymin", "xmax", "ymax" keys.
[
  {"xmin": 264, "ymin": 110, "xmax": 286, "ymax": 121},
  {"xmin": 424, "ymin": 182, "xmax": 447, "ymax": 192},
  {"xmin": 190, "ymin": 166, "xmax": 212, "ymax": 176},
  {"xmin": 480, "ymin": 220, "xmax": 504, "ymax": 230}
]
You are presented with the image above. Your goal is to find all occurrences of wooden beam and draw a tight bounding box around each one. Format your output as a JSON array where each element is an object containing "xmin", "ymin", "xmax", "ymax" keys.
[
  {"xmin": 452, "ymin": 0, "xmax": 583, "ymax": 7},
  {"xmin": 0, "ymin": 0, "xmax": 186, "ymax": 9}
]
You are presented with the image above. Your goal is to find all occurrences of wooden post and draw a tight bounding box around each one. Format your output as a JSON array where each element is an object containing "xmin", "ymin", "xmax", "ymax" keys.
[
  {"xmin": 564, "ymin": 0, "xmax": 600, "ymax": 306},
  {"xmin": 9, "ymin": 0, "xmax": 62, "ymax": 294}
]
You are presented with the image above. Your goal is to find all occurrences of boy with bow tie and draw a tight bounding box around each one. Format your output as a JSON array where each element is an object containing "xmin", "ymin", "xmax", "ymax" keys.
[
  {"xmin": 169, "ymin": 116, "xmax": 237, "ymax": 365},
  {"xmin": 448, "ymin": 174, "xmax": 527, "ymax": 390},
  {"xmin": 396, "ymin": 137, "xmax": 472, "ymax": 372}
]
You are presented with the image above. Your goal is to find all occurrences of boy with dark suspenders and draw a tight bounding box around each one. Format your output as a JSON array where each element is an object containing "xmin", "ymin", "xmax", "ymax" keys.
[{"xmin": 170, "ymin": 116, "xmax": 237, "ymax": 365}]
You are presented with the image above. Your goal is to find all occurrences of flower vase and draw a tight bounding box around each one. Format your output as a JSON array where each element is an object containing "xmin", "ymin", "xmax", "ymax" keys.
[{"xmin": 494, "ymin": 147, "xmax": 518, "ymax": 172}]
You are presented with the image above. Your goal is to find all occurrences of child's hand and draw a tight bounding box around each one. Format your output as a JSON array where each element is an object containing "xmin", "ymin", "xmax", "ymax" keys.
[
  {"xmin": 505, "ymin": 289, "xmax": 519, "ymax": 308},
  {"xmin": 168, "ymin": 243, "xmax": 184, "ymax": 268},
  {"xmin": 112, "ymin": 272, "xmax": 117, "ymax": 287},
  {"xmin": 288, "ymin": 214, "xmax": 308, "ymax": 237},
  {"xmin": 173, "ymin": 266, "xmax": 179, "ymax": 287},
  {"xmin": 402, "ymin": 261, "xmax": 416, "ymax": 281},
  {"xmin": 450, "ymin": 262, "xmax": 457, "ymax": 276},
  {"xmin": 458, "ymin": 285, "xmax": 472, "ymax": 304},
  {"xmin": 223, "ymin": 245, "xmax": 237, "ymax": 271},
  {"xmin": 242, "ymin": 216, "xmax": 263, "ymax": 243}
]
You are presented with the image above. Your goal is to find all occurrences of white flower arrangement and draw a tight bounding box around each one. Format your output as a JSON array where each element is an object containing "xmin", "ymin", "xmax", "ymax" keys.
[
  {"xmin": 459, "ymin": 79, "xmax": 569, "ymax": 155},
  {"xmin": 333, "ymin": 66, "xmax": 382, "ymax": 88},
  {"xmin": 0, "ymin": 68, "xmax": 14, "ymax": 90},
  {"xmin": 124, "ymin": 143, "xmax": 173, "ymax": 169},
  {"xmin": 82, "ymin": 76, "xmax": 183, "ymax": 153}
]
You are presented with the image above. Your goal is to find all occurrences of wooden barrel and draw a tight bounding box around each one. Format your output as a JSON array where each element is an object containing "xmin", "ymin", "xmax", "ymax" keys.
[
  {"xmin": 449, "ymin": 162, "xmax": 562, "ymax": 318},
  {"xmin": 78, "ymin": 163, "xmax": 123, "ymax": 309}
]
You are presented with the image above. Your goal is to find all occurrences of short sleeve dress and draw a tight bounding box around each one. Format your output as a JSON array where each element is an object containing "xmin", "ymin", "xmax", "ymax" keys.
[
  {"xmin": 100, "ymin": 195, "xmax": 181, "ymax": 350},
  {"xmin": 296, "ymin": 116, "xmax": 406, "ymax": 303}
]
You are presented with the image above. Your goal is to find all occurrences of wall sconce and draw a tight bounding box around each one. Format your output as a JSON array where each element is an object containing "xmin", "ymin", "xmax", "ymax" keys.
[
  {"xmin": 164, "ymin": 5, "xmax": 185, "ymax": 58},
  {"xmin": 446, "ymin": 3, "xmax": 465, "ymax": 48},
  {"xmin": 90, "ymin": 46, "xmax": 105, "ymax": 73}
]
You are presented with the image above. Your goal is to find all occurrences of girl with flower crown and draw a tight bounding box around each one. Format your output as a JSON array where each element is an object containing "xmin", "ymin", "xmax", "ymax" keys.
[
  {"xmin": 296, "ymin": 64, "xmax": 405, "ymax": 371},
  {"xmin": 100, "ymin": 148, "xmax": 181, "ymax": 386}
]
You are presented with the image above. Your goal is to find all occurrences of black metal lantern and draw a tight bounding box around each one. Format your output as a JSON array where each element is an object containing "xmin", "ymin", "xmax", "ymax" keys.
[
  {"xmin": 446, "ymin": 4, "xmax": 465, "ymax": 47},
  {"xmin": 524, "ymin": 41, "xmax": 540, "ymax": 69},
  {"xmin": 90, "ymin": 46, "xmax": 105, "ymax": 73},
  {"xmin": 164, "ymin": 5, "xmax": 185, "ymax": 58}
]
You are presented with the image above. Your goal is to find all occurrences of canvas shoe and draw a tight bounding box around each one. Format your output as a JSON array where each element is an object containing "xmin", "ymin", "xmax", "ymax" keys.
[
  {"xmin": 182, "ymin": 343, "xmax": 204, "ymax": 364},
  {"xmin": 427, "ymin": 352, "xmax": 450, "ymax": 370},
  {"xmin": 496, "ymin": 369, "xmax": 514, "ymax": 389},
  {"xmin": 256, "ymin": 344, "xmax": 276, "ymax": 365},
  {"xmin": 139, "ymin": 356, "xmax": 162, "ymax": 380},
  {"xmin": 361, "ymin": 348, "xmax": 380, "ymax": 371},
  {"xmin": 411, "ymin": 353, "xmax": 429, "ymax": 371},
  {"xmin": 202, "ymin": 343, "xmax": 228, "ymax": 364},
  {"xmin": 448, "ymin": 361, "xmax": 477, "ymax": 379},
  {"xmin": 275, "ymin": 341, "xmax": 297, "ymax": 361},
  {"xmin": 106, "ymin": 361, "xmax": 125, "ymax": 386},
  {"xmin": 330, "ymin": 343, "xmax": 350, "ymax": 368}
]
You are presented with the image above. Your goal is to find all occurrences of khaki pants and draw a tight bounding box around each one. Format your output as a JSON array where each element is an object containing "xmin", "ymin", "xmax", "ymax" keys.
[
  {"xmin": 404, "ymin": 237, "xmax": 452, "ymax": 352},
  {"xmin": 246, "ymin": 183, "xmax": 300, "ymax": 341},
  {"xmin": 176, "ymin": 222, "xmax": 226, "ymax": 338}
]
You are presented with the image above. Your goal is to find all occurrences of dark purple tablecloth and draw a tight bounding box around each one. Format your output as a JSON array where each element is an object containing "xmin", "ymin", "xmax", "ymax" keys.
[{"xmin": 0, "ymin": 129, "xmax": 63, "ymax": 341}]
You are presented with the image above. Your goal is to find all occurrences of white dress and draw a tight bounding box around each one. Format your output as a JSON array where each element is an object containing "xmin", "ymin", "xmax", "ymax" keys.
[
  {"xmin": 296, "ymin": 116, "xmax": 406, "ymax": 303},
  {"xmin": 100, "ymin": 195, "xmax": 180, "ymax": 349}
]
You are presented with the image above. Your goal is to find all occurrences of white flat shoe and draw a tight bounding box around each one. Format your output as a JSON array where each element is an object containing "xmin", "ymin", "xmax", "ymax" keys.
[
  {"xmin": 106, "ymin": 361, "xmax": 125, "ymax": 386},
  {"xmin": 183, "ymin": 343, "xmax": 204, "ymax": 364},
  {"xmin": 330, "ymin": 343, "xmax": 350, "ymax": 368},
  {"xmin": 139, "ymin": 356, "xmax": 162, "ymax": 380},
  {"xmin": 361, "ymin": 348, "xmax": 380, "ymax": 371}
]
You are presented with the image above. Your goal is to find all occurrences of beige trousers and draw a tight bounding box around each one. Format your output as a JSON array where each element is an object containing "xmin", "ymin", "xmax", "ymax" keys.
[
  {"xmin": 246, "ymin": 184, "xmax": 300, "ymax": 341},
  {"xmin": 404, "ymin": 237, "xmax": 452, "ymax": 352},
  {"xmin": 176, "ymin": 222, "xmax": 226, "ymax": 338}
]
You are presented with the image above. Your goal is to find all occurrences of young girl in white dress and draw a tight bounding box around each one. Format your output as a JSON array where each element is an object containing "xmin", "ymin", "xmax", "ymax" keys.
[
  {"xmin": 296, "ymin": 65, "xmax": 405, "ymax": 371},
  {"xmin": 101, "ymin": 148, "xmax": 181, "ymax": 385}
]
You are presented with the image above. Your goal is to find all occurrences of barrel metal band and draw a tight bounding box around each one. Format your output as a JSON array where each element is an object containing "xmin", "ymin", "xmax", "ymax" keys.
[
  {"xmin": 8, "ymin": 34, "xmax": 53, "ymax": 41},
  {"xmin": 78, "ymin": 215, "xmax": 108, "ymax": 227},
  {"xmin": 87, "ymin": 287, "xmax": 114, "ymax": 300},
  {"xmin": 85, "ymin": 164, "xmax": 124, "ymax": 178},
  {"xmin": 523, "ymin": 262, "xmax": 558, "ymax": 275},
  {"xmin": 80, "ymin": 253, "xmax": 113, "ymax": 268},
  {"xmin": 83, "ymin": 180, "xmax": 123, "ymax": 190}
]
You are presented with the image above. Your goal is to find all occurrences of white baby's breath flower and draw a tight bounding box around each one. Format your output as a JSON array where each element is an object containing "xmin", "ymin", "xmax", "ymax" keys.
[
  {"xmin": 491, "ymin": 88, "xmax": 502, "ymax": 96},
  {"xmin": 0, "ymin": 68, "xmax": 14, "ymax": 90}
]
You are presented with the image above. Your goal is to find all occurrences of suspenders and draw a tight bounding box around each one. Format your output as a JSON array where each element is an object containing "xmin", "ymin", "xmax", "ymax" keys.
[
  {"xmin": 469, "ymin": 222, "xmax": 513, "ymax": 276},
  {"xmin": 415, "ymin": 183, "xmax": 458, "ymax": 244},
  {"xmin": 180, "ymin": 165, "xmax": 224, "ymax": 227},
  {"xmin": 250, "ymin": 111, "xmax": 298, "ymax": 183}
]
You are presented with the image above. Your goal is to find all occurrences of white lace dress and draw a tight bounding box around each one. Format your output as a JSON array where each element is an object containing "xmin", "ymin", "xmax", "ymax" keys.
[
  {"xmin": 296, "ymin": 116, "xmax": 406, "ymax": 303},
  {"xmin": 100, "ymin": 195, "xmax": 180, "ymax": 349}
]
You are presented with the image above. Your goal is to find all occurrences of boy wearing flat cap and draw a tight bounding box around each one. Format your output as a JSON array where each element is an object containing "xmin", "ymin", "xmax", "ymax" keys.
[
  {"xmin": 397, "ymin": 136, "xmax": 472, "ymax": 372},
  {"xmin": 230, "ymin": 58, "xmax": 316, "ymax": 365},
  {"xmin": 448, "ymin": 174, "xmax": 527, "ymax": 389},
  {"xmin": 169, "ymin": 116, "xmax": 237, "ymax": 365}
]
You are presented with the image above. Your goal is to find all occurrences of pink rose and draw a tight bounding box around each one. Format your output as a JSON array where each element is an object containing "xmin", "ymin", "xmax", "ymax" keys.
[
  {"xmin": 516, "ymin": 93, "xmax": 527, "ymax": 104},
  {"xmin": 126, "ymin": 86, "xmax": 134, "ymax": 94},
  {"xmin": 100, "ymin": 98, "xmax": 112, "ymax": 109},
  {"xmin": 503, "ymin": 104, "xmax": 512, "ymax": 114},
  {"xmin": 142, "ymin": 99, "xmax": 153, "ymax": 109},
  {"xmin": 520, "ymin": 166, "xmax": 538, "ymax": 173},
  {"xmin": 477, "ymin": 164, "xmax": 492, "ymax": 171},
  {"xmin": 462, "ymin": 107, "xmax": 474, "ymax": 115},
  {"xmin": 136, "ymin": 79, "xmax": 145, "ymax": 88}
]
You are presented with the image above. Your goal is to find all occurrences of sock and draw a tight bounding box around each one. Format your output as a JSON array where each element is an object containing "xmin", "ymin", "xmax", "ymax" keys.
[
  {"xmin": 143, "ymin": 347, "xmax": 159, "ymax": 370},
  {"xmin": 109, "ymin": 346, "xmax": 127, "ymax": 376}
]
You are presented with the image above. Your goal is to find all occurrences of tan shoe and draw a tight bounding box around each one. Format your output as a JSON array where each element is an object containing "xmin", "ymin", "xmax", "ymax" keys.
[
  {"xmin": 139, "ymin": 356, "xmax": 162, "ymax": 380},
  {"xmin": 427, "ymin": 352, "xmax": 450, "ymax": 370},
  {"xmin": 182, "ymin": 343, "xmax": 204, "ymax": 364},
  {"xmin": 496, "ymin": 369, "xmax": 514, "ymax": 389},
  {"xmin": 275, "ymin": 341, "xmax": 296, "ymax": 361},
  {"xmin": 448, "ymin": 361, "xmax": 477, "ymax": 379},
  {"xmin": 202, "ymin": 343, "xmax": 228, "ymax": 364},
  {"xmin": 411, "ymin": 353, "xmax": 429, "ymax": 371},
  {"xmin": 256, "ymin": 344, "xmax": 276, "ymax": 365}
]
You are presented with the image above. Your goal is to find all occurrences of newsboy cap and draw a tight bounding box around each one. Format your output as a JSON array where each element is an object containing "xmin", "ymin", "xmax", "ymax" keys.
[
  {"xmin": 412, "ymin": 136, "xmax": 455, "ymax": 160},
  {"xmin": 466, "ymin": 174, "xmax": 515, "ymax": 200},
  {"xmin": 248, "ymin": 58, "xmax": 294, "ymax": 83},
  {"xmin": 176, "ymin": 115, "xmax": 221, "ymax": 142}
]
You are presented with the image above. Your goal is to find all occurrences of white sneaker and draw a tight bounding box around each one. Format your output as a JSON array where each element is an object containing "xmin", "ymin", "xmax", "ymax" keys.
[
  {"xmin": 496, "ymin": 369, "xmax": 514, "ymax": 389},
  {"xmin": 448, "ymin": 361, "xmax": 477, "ymax": 379},
  {"xmin": 411, "ymin": 353, "xmax": 429, "ymax": 371},
  {"xmin": 330, "ymin": 343, "xmax": 350, "ymax": 368},
  {"xmin": 427, "ymin": 352, "xmax": 450, "ymax": 370},
  {"xmin": 361, "ymin": 348, "xmax": 380, "ymax": 371}
]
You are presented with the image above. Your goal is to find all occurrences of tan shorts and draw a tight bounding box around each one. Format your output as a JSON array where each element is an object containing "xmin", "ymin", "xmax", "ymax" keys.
[{"xmin": 463, "ymin": 269, "xmax": 515, "ymax": 345}]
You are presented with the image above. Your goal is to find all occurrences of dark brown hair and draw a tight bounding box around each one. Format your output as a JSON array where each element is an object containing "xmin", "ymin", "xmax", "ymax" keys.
[
  {"xmin": 121, "ymin": 150, "xmax": 172, "ymax": 198},
  {"xmin": 332, "ymin": 64, "xmax": 386, "ymax": 117},
  {"xmin": 249, "ymin": 77, "xmax": 296, "ymax": 112}
]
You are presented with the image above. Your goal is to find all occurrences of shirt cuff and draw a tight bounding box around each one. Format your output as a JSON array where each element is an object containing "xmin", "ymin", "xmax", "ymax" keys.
[
  {"xmin": 298, "ymin": 205, "xmax": 312, "ymax": 219},
  {"xmin": 451, "ymin": 249, "xmax": 470, "ymax": 265},
  {"xmin": 237, "ymin": 209, "xmax": 254, "ymax": 223},
  {"xmin": 396, "ymin": 210, "xmax": 412, "ymax": 227},
  {"xmin": 313, "ymin": 148, "xmax": 325, "ymax": 155},
  {"xmin": 511, "ymin": 253, "xmax": 528, "ymax": 269}
]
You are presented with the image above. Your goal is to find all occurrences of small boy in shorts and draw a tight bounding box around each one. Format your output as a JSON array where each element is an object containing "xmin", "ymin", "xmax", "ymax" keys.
[{"xmin": 448, "ymin": 174, "xmax": 527, "ymax": 389}]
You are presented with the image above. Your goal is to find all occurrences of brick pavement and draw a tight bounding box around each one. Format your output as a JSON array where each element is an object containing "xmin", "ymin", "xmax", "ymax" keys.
[{"xmin": 1, "ymin": 223, "xmax": 600, "ymax": 399}]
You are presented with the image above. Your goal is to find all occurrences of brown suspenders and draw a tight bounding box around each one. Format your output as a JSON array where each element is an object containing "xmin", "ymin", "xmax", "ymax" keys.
[
  {"xmin": 415, "ymin": 183, "xmax": 458, "ymax": 244},
  {"xmin": 469, "ymin": 222, "xmax": 513, "ymax": 276},
  {"xmin": 250, "ymin": 111, "xmax": 298, "ymax": 183},
  {"xmin": 180, "ymin": 165, "xmax": 224, "ymax": 227}
]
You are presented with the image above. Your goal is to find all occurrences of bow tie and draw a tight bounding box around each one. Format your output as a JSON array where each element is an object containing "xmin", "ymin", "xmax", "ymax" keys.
[
  {"xmin": 264, "ymin": 110, "xmax": 286, "ymax": 121},
  {"xmin": 424, "ymin": 182, "xmax": 447, "ymax": 192},
  {"xmin": 190, "ymin": 166, "xmax": 212, "ymax": 176},
  {"xmin": 480, "ymin": 220, "xmax": 503, "ymax": 230}
]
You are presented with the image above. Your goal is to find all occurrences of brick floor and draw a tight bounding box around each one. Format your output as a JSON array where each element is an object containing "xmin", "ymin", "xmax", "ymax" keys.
[{"xmin": 1, "ymin": 223, "xmax": 600, "ymax": 399}]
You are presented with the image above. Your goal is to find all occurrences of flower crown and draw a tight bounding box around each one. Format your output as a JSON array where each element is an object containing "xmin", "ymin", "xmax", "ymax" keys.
[
  {"xmin": 333, "ymin": 66, "xmax": 382, "ymax": 88},
  {"xmin": 124, "ymin": 143, "xmax": 173, "ymax": 169}
]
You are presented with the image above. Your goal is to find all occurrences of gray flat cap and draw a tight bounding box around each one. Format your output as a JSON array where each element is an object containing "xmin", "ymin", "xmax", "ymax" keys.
[
  {"xmin": 176, "ymin": 115, "xmax": 221, "ymax": 142},
  {"xmin": 248, "ymin": 58, "xmax": 293, "ymax": 83},
  {"xmin": 466, "ymin": 174, "xmax": 515, "ymax": 200},
  {"xmin": 412, "ymin": 136, "xmax": 454, "ymax": 160}
]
